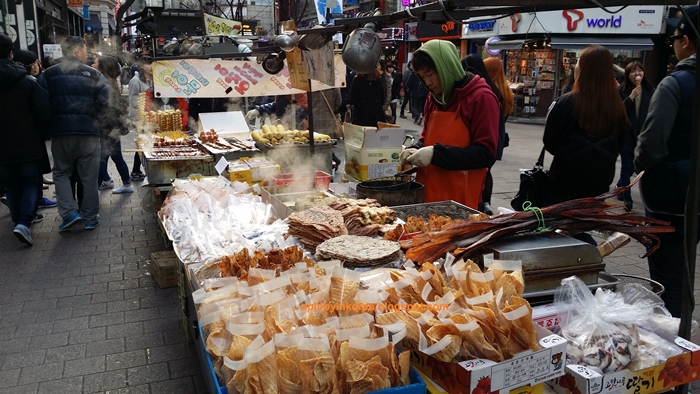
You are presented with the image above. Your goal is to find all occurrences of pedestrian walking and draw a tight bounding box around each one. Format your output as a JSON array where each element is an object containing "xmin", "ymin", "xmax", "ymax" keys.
[
  {"xmin": 378, "ymin": 60, "xmax": 392, "ymax": 122},
  {"xmin": 349, "ymin": 69, "xmax": 387, "ymax": 127},
  {"xmin": 543, "ymin": 45, "xmax": 628, "ymax": 245},
  {"xmin": 93, "ymin": 55, "xmax": 134, "ymax": 194},
  {"xmin": 616, "ymin": 61, "xmax": 654, "ymax": 210},
  {"xmin": 399, "ymin": 63, "xmax": 412, "ymax": 119},
  {"xmin": 127, "ymin": 59, "xmax": 152, "ymax": 181},
  {"xmin": 634, "ymin": 5, "xmax": 699, "ymax": 318},
  {"xmin": 38, "ymin": 36, "xmax": 110, "ymax": 231},
  {"xmin": 0, "ymin": 34, "xmax": 52, "ymax": 244},
  {"xmin": 387, "ymin": 63, "xmax": 402, "ymax": 124}
]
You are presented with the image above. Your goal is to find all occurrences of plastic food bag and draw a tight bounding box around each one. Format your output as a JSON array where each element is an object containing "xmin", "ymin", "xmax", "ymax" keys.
[{"xmin": 555, "ymin": 276, "xmax": 656, "ymax": 374}]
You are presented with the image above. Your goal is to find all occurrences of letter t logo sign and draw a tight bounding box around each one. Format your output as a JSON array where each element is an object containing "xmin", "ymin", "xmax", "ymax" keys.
[{"xmin": 563, "ymin": 9, "xmax": 584, "ymax": 31}]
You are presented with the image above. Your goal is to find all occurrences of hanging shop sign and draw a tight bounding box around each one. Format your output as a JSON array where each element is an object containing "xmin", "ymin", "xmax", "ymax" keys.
[
  {"xmin": 152, "ymin": 56, "xmax": 346, "ymax": 98},
  {"xmin": 404, "ymin": 22, "xmax": 419, "ymax": 41},
  {"xmin": 416, "ymin": 20, "xmax": 461, "ymax": 40},
  {"xmin": 67, "ymin": 0, "xmax": 83, "ymax": 7},
  {"xmin": 378, "ymin": 28, "xmax": 403, "ymax": 41},
  {"xmin": 204, "ymin": 12, "xmax": 242, "ymax": 37},
  {"xmin": 497, "ymin": 6, "xmax": 664, "ymax": 35},
  {"xmin": 484, "ymin": 36, "xmax": 502, "ymax": 56},
  {"xmin": 461, "ymin": 19, "xmax": 498, "ymax": 39}
]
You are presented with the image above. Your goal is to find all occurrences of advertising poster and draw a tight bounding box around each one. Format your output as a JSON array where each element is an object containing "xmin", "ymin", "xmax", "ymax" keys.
[{"xmin": 152, "ymin": 55, "xmax": 346, "ymax": 98}]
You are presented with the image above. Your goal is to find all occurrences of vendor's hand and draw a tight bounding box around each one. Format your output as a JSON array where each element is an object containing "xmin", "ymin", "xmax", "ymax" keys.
[
  {"xmin": 630, "ymin": 86, "xmax": 642, "ymax": 100},
  {"xmin": 245, "ymin": 109, "xmax": 259, "ymax": 120},
  {"xmin": 399, "ymin": 148, "xmax": 417, "ymax": 166},
  {"xmin": 406, "ymin": 146, "xmax": 434, "ymax": 168}
]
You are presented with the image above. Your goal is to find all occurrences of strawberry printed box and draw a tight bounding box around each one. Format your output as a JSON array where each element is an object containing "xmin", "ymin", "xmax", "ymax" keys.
[
  {"xmin": 550, "ymin": 335, "xmax": 700, "ymax": 394},
  {"xmin": 404, "ymin": 325, "xmax": 568, "ymax": 394}
]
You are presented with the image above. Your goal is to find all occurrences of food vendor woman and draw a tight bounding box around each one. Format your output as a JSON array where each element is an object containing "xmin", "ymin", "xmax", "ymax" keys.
[{"xmin": 399, "ymin": 40, "xmax": 499, "ymax": 209}]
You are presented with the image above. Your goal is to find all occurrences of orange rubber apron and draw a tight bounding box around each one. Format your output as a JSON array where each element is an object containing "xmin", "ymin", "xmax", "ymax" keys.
[{"xmin": 415, "ymin": 108, "xmax": 488, "ymax": 209}]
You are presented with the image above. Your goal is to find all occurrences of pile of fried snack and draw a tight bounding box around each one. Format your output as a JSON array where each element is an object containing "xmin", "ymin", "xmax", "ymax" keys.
[{"xmin": 194, "ymin": 248, "xmax": 539, "ymax": 394}]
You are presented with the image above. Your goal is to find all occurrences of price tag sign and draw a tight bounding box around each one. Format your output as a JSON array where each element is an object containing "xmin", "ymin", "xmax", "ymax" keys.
[{"xmin": 215, "ymin": 156, "xmax": 229, "ymax": 175}]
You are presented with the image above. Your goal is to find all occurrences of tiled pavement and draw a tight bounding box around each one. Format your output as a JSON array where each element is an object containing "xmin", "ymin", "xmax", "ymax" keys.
[
  {"xmin": 0, "ymin": 146, "xmax": 207, "ymax": 394},
  {"xmin": 1, "ymin": 123, "xmax": 700, "ymax": 393}
]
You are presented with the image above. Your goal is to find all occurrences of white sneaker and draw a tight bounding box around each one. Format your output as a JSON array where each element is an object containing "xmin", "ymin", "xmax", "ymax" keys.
[
  {"xmin": 112, "ymin": 185, "xmax": 134, "ymax": 194},
  {"xmin": 99, "ymin": 180, "xmax": 115, "ymax": 190}
]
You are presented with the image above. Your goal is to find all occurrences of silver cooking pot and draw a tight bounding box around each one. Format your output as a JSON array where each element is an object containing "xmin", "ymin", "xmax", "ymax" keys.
[{"xmin": 342, "ymin": 28, "xmax": 382, "ymax": 74}]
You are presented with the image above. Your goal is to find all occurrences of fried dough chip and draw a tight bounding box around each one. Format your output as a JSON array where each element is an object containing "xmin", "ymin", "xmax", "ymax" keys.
[
  {"xmin": 278, "ymin": 375, "xmax": 303, "ymax": 394},
  {"xmin": 256, "ymin": 353, "xmax": 279, "ymax": 394},
  {"xmin": 301, "ymin": 357, "xmax": 320, "ymax": 392},
  {"xmin": 367, "ymin": 360, "xmax": 390, "ymax": 389},
  {"xmin": 346, "ymin": 359, "xmax": 368, "ymax": 382},
  {"xmin": 398, "ymin": 350, "xmax": 411, "ymax": 386},
  {"xmin": 376, "ymin": 311, "xmax": 421, "ymax": 343},
  {"xmin": 426, "ymin": 324, "xmax": 460, "ymax": 342},
  {"xmin": 421, "ymin": 262, "xmax": 447, "ymax": 297},
  {"xmin": 227, "ymin": 369, "xmax": 247, "ymax": 394},
  {"xmin": 502, "ymin": 296, "xmax": 538, "ymax": 352},
  {"xmin": 206, "ymin": 326, "xmax": 232, "ymax": 358},
  {"xmin": 349, "ymin": 378, "xmax": 375, "ymax": 394},
  {"xmin": 451, "ymin": 314, "xmax": 503, "ymax": 362},
  {"xmin": 277, "ymin": 354, "xmax": 300, "ymax": 384},
  {"xmin": 495, "ymin": 274, "xmax": 523, "ymax": 303},
  {"xmin": 228, "ymin": 335, "xmax": 253, "ymax": 361},
  {"xmin": 314, "ymin": 355, "xmax": 336, "ymax": 390},
  {"xmin": 245, "ymin": 365, "xmax": 264, "ymax": 394}
]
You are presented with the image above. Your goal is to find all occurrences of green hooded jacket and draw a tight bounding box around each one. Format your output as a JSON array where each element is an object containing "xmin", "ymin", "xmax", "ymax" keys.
[{"xmin": 413, "ymin": 40, "xmax": 466, "ymax": 106}]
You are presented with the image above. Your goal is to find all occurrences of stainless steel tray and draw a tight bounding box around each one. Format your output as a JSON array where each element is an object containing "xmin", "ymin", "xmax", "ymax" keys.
[
  {"xmin": 391, "ymin": 200, "xmax": 481, "ymax": 221},
  {"xmin": 524, "ymin": 271, "xmax": 621, "ymax": 300}
]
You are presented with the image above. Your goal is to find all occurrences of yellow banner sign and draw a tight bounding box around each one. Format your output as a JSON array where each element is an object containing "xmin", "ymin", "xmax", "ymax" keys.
[{"xmin": 204, "ymin": 13, "xmax": 242, "ymax": 37}]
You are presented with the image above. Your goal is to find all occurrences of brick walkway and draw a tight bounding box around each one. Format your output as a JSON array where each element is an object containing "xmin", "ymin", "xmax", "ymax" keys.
[{"xmin": 0, "ymin": 149, "xmax": 206, "ymax": 394}]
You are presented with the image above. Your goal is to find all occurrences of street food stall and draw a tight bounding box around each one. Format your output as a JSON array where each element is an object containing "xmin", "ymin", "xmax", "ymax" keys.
[{"xmin": 153, "ymin": 166, "xmax": 699, "ymax": 394}]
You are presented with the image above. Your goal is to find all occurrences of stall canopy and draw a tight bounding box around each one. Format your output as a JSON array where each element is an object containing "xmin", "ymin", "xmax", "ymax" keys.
[{"xmin": 550, "ymin": 36, "xmax": 654, "ymax": 50}]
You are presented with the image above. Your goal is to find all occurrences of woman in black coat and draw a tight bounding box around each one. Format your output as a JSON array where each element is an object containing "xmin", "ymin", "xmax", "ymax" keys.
[
  {"xmin": 349, "ymin": 69, "xmax": 386, "ymax": 127},
  {"xmin": 616, "ymin": 61, "xmax": 655, "ymax": 210}
]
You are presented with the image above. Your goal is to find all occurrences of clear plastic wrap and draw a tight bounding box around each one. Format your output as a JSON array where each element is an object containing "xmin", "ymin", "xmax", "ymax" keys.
[{"xmin": 555, "ymin": 276, "xmax": 657, "ymax": 374}]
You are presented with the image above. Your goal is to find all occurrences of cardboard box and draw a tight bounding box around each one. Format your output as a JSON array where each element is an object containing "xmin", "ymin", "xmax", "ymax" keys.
[
  {"xmin": 532, "ymin": 304, "xmax": 561, "ymax": 332},
  {"xmin": 549, "ymin": 332, "xmax": 700, "ymax": 394},
  {"xmin": 149, "ymin": 251, "xmax": 179, "ymax": 288},
  {"xmin": 405, "ymin": 325, "xmax": 568, "ymax": 394},
  {"xmin": 344, "ymin": 123, "xmax": 407, "ymax": 148},
  {"xmin": 416, "ymin": 370, "xmax": 545, "ymax": 394},
  {"xmin": 227, "ymin": 158, "xmax": 280, "ymax": 184},
  {"xmin": 344, "ymin": 143, "xmax": 402, "ymax": 181}
]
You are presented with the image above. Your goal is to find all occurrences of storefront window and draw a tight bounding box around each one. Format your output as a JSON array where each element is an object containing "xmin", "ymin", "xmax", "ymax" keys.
[{"xmin": 505, "ymin": 47, "xmax": 556, "ymax": 118}]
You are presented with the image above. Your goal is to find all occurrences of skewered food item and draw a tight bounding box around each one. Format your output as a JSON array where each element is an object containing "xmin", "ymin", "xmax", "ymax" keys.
[{"xmin": 198, "ymin": 129, "xmax": 255, "ymax": 152}]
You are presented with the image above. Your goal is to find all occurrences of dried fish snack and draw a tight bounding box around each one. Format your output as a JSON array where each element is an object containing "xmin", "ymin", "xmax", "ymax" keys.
[
  {"xmin": 316, "ymin": 235, "xmax": 401, "ymax": 268},
  {"xmin": 287, "ymin": 205, "xmax": 348, "ymax": 250}
]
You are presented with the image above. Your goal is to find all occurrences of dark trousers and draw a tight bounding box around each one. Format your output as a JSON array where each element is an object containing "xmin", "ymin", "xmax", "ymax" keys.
[
  {"xmin": 0, "ymin": 160, "xmax": 43, "ymax": 227},
  {"xmin": 400, "ymin": 93, "xmax": 411, "ymax": 115},
  {"xmin": 99, "ymin": 139, "xmax": 130, "ymax": 185},
  {"xmin": 645, "ymin": 210, "xmax": 698, "ymax": 318},
  {"xmin": 616, "ymin": 152, "xmax": 634, "ymax": 202},
  {"xmin": 132, "ymin": 154, "xmax": 142, "ymax": 174}
]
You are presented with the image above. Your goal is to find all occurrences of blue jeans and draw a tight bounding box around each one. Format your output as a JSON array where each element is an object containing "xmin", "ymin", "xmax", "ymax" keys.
[
  {"xmin": 616, "ymin": 152, "xmax": 634, "ymax": 202},
  {"xmin": 99, "ymin": 138, "xmax": 130, "ymax": 185},
  {"xmin": 645, "ymin": 210, "xmax": 698, "ymax": 318},
  {"xmin": 0, "ymin": 159, "xmax": 43, "ymax": 227}
]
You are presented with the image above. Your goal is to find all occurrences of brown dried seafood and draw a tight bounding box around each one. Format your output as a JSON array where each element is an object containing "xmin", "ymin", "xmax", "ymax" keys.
[
  {"xmin": 316, "ymin": 235, "xmax": 402, "ymax": 268},
  {"xmin": 287, "ymin": 205, "xmax": 348, "ymax": 249}
]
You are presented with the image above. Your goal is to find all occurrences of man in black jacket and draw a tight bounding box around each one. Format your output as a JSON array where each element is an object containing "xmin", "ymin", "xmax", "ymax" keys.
[
  {"xmin": 634, "ymin": 5, "xmax": 699, "ymax": 317},
  {"xmin": 38, "ymin": 37, "xmax": 110, "ymax": 231},
  {"xmin": 0, "ymin": 34, "xmax": 52, "ymax": 245}
]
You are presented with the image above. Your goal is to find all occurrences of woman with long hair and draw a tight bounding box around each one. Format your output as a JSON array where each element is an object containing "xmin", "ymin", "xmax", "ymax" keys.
[
  {"xmin": 94, "ymin": 56, "xmax": 133, "ymax": 194},
  {"xmin": 461, "ymin": 54, "xmax": 503, "ymax": 215},
  {"xmin": 543, "ymin": 45, "xmax": 628, "ymax": 244},
  {"xmin": 615, "ymin": 61, "xmax": 655, "ymax": 209},
  {"xmin": 349, "ymin": 69, "xmax": 387, "ymax": 127}
]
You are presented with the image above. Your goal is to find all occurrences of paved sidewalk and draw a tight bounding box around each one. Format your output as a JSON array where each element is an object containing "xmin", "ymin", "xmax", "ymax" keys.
[{"xmin": 0, "ymin": 144, "xmax": 207, "ymax": 393}]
